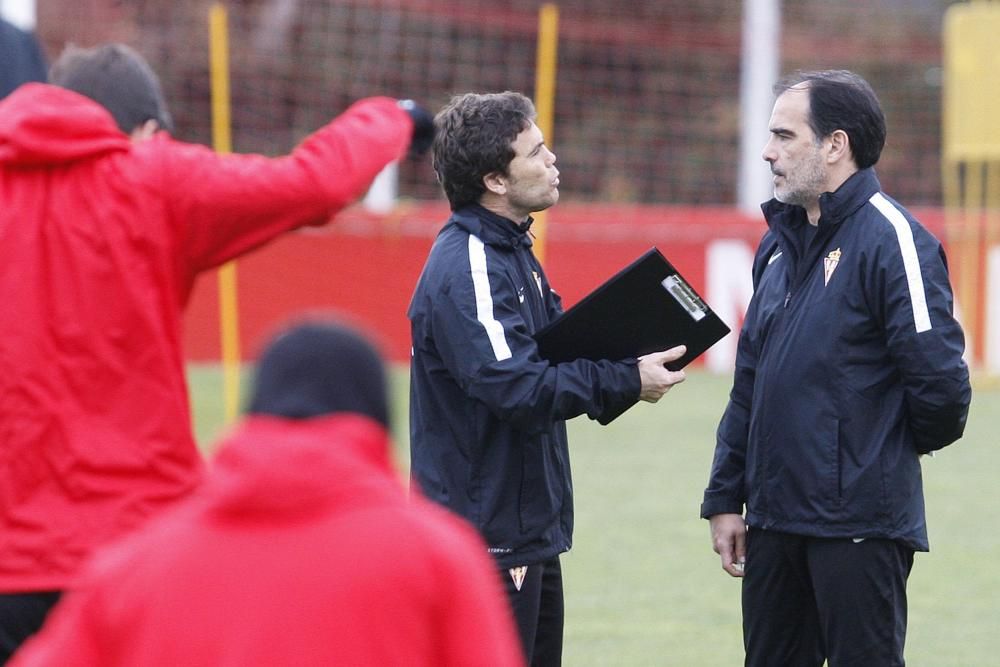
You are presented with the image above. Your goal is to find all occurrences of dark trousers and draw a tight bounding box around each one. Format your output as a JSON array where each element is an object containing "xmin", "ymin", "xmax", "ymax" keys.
[
  {"xmin": 501, "ymin": 556, "xmax": 564, "ymax": 667},
  {"xmin": 0, "ymin": 592, "xmax": 61, "ymax": 664},
  {"xmin": 742, "ymin": 529, "xmax": 914, "ymax": 667}
]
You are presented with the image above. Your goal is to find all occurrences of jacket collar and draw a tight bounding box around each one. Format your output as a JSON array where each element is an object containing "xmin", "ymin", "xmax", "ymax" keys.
[
  {"xmin": 450, "ymin": 203, "xmax": 534, "ymax": 250},
  {"xmin": 761, "ymin": 167, "xmax": 881, "ymax": 231}
]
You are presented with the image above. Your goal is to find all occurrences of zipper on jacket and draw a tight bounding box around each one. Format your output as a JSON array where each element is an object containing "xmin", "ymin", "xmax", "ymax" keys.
[{"xmin": 517, "ymin": 249, "xmax": 546, "ymax": 326}]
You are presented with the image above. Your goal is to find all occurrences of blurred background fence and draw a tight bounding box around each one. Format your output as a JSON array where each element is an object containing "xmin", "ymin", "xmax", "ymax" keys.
[
  {"xmin": 28, "ymin": 0, "xmax": 954, "ymax": 205},
  {"xmin": 10, "ymin": 0, "xmax": 994, "ymax": 371}
]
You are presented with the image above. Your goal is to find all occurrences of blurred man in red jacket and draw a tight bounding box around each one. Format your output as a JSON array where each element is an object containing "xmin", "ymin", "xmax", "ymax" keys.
[
  {"xmin": 10, "ymin": 320, "xmax": 525, "ymax": 667},
  {"xmin": 0, "ymin": 43, "xmax": 433, "ymax": 659}
]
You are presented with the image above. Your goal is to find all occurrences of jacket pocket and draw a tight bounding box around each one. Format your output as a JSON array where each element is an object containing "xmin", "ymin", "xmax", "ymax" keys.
[
  {"xmin": 814, "ymin": 416, "xmax": 843, "ymax": 508},
  {"xmin": 808, "ymin": 415, "xmax": 844, "ymax": 511},
  {"xmin": 834, "ymin": 418, "xmax": 845, "ymax": 505}
]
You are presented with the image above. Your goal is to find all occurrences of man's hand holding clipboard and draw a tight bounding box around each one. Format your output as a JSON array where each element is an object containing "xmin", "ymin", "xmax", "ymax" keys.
[
  {"xmin": 533, "ymin": 247, "xmax": 731, "ymax": 416},
  {"xmin": 636, "ymin": 345, "xmax": 689, "ymax": 403}
]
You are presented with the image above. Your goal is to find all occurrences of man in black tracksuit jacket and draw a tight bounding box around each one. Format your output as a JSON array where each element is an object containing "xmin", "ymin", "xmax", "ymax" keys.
[
  {"xmin": 409, "ymin": 91, "xmax": 687, "ymax": 666},
  {"xmin": 702, "ymin": 71, "xmax": 971, "ymax": 667}
]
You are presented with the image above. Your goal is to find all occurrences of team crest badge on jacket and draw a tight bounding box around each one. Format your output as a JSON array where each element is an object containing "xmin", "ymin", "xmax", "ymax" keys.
[
  {"xmin": 509, "ymin": 566, "xmax": 528, "ymax": 591},
  {"xmin": 824, "ymin": 248, "xmax": 842, "ymax": 285}
]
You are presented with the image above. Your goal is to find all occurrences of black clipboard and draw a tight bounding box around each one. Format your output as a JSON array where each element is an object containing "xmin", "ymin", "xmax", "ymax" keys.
[{"xmin": 533, "ymin": 247, "xmax": 731, "ymax": 370}]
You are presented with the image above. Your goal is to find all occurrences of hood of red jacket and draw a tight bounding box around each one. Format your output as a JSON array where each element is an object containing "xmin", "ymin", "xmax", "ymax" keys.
[
  {"xmin": 204, "ymin": 414, "xmax": 404, "ymax": 521},
  {"xmin": 0, "ymin": 83, "xmax": 131, "ymax": 166}
]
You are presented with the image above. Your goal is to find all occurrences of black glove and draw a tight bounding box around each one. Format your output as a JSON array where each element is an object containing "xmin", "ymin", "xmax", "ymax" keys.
[{"xmin": 397, "ymin": 99, "xmax": 435, "ymax": 158}]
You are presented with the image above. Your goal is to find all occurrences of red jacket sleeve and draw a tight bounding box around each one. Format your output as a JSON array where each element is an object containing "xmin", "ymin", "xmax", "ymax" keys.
[{"xmin": 147, "ymin": 96, "xmax": 412, "ymax": 274}]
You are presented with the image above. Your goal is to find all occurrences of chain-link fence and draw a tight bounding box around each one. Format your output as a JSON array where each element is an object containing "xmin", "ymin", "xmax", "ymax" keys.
[{"xmin": 33, "ymin": 0, "xmax": 958, "ymax": 206}]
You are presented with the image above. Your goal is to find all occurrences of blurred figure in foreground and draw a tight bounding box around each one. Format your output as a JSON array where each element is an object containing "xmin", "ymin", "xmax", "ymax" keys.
[
  {"xmin": 0, "ymin": 42, "xmax": 433, "ymax": 659},
  {"xmin": 10, "ymin": 320, "xmax": 525, "ymax": 667},
  {"xmin": 0, "ymin": 17, "xmax": 46, "ymax": 98}
]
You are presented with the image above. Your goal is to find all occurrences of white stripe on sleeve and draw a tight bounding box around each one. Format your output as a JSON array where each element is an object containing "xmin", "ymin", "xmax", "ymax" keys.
[
  {"xmin": 468, "ymin": 235, "xmax": 513, "ymax": 361},
  {"xmin": 869, "ymin": 192, "xmax": 932, "ymax": 333}
]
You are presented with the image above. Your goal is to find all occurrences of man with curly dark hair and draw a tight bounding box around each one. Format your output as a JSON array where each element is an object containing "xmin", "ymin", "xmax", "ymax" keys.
[{"xmin": 409, "ymin": 91, "xmax": 687, "ymax": 666}]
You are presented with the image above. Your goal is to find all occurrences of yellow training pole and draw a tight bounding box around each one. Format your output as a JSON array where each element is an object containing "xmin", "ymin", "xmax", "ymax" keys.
[
  {"xmin": 962, "ymin": 160, "xmax": 984, "ymax": 362},
  {"xmin": 209, "ymin": 3, "xmax": 241, "ymax": 424},
  {"xmin": 532, "ymin": 3, "xmax": 559, "ymax": 263}
]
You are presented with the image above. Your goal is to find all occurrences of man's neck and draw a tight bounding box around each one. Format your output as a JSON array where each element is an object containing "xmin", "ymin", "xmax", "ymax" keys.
[
  {"xmin": 807, "ymin": 165, "xmax": 860, "ymax": 225},
  {"xmin": 805, "ymin": 204, "xmax": 821, "ymax": 226},
  {"xmin": 478, "ymin": 196, "xmax": 529, "ymax": 224}
]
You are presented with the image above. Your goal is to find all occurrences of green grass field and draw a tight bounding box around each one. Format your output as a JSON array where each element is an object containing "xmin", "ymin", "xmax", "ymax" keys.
[{"xmin": 188, "ymin": 365, "xmax": 1000, "ymax": 666}]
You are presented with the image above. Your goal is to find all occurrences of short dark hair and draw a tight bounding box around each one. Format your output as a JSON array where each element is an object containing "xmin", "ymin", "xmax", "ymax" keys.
[
  {"xmin": 49, "ymin": 43, "xmax": 173, "ymax": 134},
  {"xmin": 432, "ymin": 91, "xmax": 536, "ymax": 211},
  {"xmin": 774, "ymin": 69, "xmax": 885, "ymax": 169}
]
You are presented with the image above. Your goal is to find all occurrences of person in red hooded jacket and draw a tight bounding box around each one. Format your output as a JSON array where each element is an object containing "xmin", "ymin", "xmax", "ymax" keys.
[
  {"xmin": 0, "ymin": 42, "xmax": 434, "ymax": 659},
  {"xmin": 10, "ymin": 320, "xmax": 525, "ymax": 667}
]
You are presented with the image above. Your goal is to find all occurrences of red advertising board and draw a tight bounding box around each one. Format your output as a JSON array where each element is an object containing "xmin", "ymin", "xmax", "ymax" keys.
[{"xmin": 183, "ymin": 203, "xmax": 947, "ymax": 369}]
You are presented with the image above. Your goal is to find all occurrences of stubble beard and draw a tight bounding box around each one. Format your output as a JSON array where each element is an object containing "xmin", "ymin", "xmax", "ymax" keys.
[
  {"xmin": 512, "ymin": 187, "xmax": 558, "ymax": 217},
  {"xmin": 774, "ymin": 148, "xmax": 827, "ymax": 209}
]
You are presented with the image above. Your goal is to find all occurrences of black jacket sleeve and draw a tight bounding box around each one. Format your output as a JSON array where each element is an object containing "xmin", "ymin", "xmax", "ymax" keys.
[
  {"xmin": 700, "ymin": 236, "xmax": 776, "ymax": 518},
  {"xmin": 875, "ymin": 224, "xmax": 971, "ymax": 454},
  {"xmin": 429, "ymin": 254, "xmax": 640, "ymax": 435}
]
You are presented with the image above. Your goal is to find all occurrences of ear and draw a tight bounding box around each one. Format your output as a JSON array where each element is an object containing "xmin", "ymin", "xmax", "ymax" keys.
[
  {"xmin": 129, "ymin": 119, "xmax": 160, "ymax": 144},
  {"xmin": 826, "ymin": 129, "xmax": 850, "ymax": 164},
  {"xmin": 482, "ymin": 171, "xmax": 507, "ymax": 196}
]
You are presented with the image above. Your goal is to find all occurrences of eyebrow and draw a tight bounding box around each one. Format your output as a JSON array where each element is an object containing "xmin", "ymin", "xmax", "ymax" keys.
[
  {"xmin": 769, "ymin": 126, "xmax": 794, "ymax": 137},
  {"xmin": 528, "ymin": 141, "xmax": 545, "ymax": 157}
]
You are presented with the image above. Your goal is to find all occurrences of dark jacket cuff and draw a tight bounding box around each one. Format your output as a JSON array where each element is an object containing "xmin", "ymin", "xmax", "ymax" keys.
[{"xmin": 700, "ymin": 496, "xmax": 743, "ymax": 520}]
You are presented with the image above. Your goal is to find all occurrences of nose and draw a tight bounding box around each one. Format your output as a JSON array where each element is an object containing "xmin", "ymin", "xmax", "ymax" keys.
[
  {"xmin": 545, "ymin": 146, "xmax": 557, "ymax": 166},
  {"xmin": 761, "ymin": 137, "xmax": 776, "ymax": 164}
]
